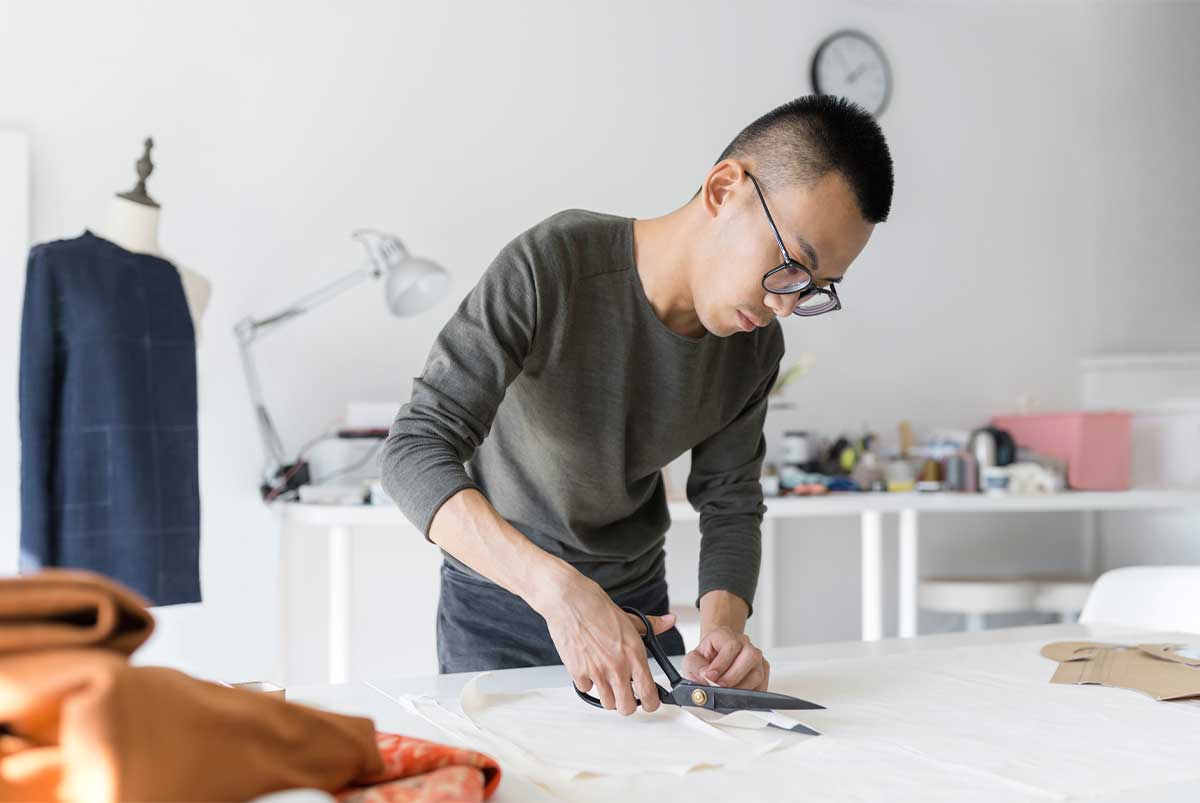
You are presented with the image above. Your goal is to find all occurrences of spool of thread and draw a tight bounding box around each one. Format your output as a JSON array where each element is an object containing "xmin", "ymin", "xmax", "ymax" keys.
[
  {"xmin": 961, "ymin": 452, "xmax": 979, "ymax": 493},
  {"xmin": 919, "ymin": 459, "xmax": 942, "ymax": 483},
  {"xmin": 884, "ymin": 458, "xmax": 916, "ymax": 493},
  {"xmin": 943, "ymin": 454, "xmax": 967, "ymax": 492}
]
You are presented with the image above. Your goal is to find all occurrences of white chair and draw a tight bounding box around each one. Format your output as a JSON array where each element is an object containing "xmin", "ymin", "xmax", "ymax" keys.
[{"xmin": 1079, "ymin": 566, "xmax": 1200, "ymax": 634}]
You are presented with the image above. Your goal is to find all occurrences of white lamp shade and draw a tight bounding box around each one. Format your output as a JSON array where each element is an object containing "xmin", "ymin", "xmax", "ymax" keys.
[{"xmin": 385, "ymin": 255, "xmax": 450, "ymax": 317}]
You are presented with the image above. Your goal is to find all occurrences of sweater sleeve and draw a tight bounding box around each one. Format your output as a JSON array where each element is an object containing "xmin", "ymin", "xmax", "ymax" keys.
[
  {"xmin": 18, "ymin": 247, "xmax": 61, "ymax": 571},
  {"xmin": 380, "ymin": 239, "xmax": 541, "ymax": 540},
  {"xmin": 686, "ymin": 349, "xmax": 783, "ymax": 617}
]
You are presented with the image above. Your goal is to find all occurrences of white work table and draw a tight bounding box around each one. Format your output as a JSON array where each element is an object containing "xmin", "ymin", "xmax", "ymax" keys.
[
  {"xmin": 292, "ymin": 622, "xmax": 1200, "ymax": 802},
  {"xmin": 279, "ymin": 490, "xmax": 1200, "ymax": 683}
]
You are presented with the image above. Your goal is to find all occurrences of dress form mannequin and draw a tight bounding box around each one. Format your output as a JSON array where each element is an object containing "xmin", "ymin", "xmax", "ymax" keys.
[
  {"xmin": 21, "ymin": 136, "xmax": 205, "ymax": 604},
  {"xmin": 93, "ymin": 138, "xmax": 212, "ymax": 341}
]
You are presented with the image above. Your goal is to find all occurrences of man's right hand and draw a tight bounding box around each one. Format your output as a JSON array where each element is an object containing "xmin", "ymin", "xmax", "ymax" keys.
[
  {"xmin": 538, "ymin": 570, "xmax": 676, "ymax": 716},
  {"xmin": 427, "ymin": 489, "xmax": 675, "ymax": 715}
]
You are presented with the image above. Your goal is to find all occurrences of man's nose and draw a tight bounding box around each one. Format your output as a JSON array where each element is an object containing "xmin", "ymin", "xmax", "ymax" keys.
[{"xmin": 764, "ymin": 292, "xmax": 798, "ymax": 318}]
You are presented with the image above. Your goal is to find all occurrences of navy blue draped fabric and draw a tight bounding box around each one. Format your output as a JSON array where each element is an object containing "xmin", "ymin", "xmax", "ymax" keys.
[{"xmin": 19, "ymin": 230, "xmax": 201, "ymax": 605}]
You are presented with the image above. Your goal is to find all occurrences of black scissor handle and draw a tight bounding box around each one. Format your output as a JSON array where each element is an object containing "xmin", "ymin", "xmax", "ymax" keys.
[
  {"xmin": 572, "ymin": 606, "xmax": 683, "ymax": 709},
  {"xmin": 622, "ymin": 606, "xmax": 683, "ymax": 686},
  {"xmin": 573, "ymin": 681, "xmax": 672, "ymax": 709}
]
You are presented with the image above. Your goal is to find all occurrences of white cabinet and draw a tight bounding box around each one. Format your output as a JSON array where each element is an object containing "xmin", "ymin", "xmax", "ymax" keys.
[{"xmin": 278, "ymin": 505, "xmax": 442, "ymax": 684}]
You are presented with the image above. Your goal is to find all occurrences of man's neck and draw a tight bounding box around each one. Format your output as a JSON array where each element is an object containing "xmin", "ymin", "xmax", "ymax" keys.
[{"xmin": 632, "ymin": 203, "xmax": 707, "ymax": 338}]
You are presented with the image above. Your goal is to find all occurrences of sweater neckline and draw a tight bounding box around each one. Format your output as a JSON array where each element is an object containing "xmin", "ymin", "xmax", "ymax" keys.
[{"xmin": 622, "ymin": 218, "xmax": 710, "ymax": 346}]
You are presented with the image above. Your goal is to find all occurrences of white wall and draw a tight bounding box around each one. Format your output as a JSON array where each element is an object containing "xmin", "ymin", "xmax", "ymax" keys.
[
  {"xmin": 0, "ymin": 130, "xmax": 30, "ymax": 579},
  {"xmin": 1083, "ymin": 2, "xmax": 1200, "ymax": 596},
  {"xmin": 1, "ymin": 0, "xmax": 1197, "ymax": 683},
  {"xmin": 1089, "ymin": 2, "xmax": 1200, "ymax": 354}
]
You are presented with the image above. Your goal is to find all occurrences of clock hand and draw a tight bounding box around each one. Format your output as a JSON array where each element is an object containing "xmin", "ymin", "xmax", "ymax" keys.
[{"xmin": 835, "ymin": 47, "xmax": 852, "ymax": 73}]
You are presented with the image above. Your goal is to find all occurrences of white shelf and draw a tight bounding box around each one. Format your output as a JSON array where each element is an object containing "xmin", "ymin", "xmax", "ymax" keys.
[
  {"xmin": 280, "ymin": 489, "xmax": 1200, "ymax": 527},
  {"xmin": 279, "ymin": 502, "xmax": 415, "ymax": 527},
  {"xmin": 669, "ymin": 489, "xmax": 1200, "ymax": 520}
]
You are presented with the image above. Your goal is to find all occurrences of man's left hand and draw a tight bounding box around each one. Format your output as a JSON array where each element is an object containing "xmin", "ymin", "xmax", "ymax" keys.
[{"xmin": 680, "ymin": 627, "xmax": 770, "ymax": 691}]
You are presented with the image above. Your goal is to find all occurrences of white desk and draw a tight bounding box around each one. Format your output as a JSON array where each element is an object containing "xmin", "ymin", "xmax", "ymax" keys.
[
  {"xmin": 292, "ymin": 623, "xmax": 1200, "ymax": 802},
  {"xmin": 279, "ymin": 490, "xmax": 1200, "ymax": 683},
  {"xmin": 685, "ymin": 489, "xmax": 1200, "ymax": 645}
]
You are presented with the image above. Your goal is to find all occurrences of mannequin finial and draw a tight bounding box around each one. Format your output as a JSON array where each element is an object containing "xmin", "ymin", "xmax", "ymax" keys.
[{"xmin": 116, "ymin": 137, "xmax": 160, "ymax": 208}]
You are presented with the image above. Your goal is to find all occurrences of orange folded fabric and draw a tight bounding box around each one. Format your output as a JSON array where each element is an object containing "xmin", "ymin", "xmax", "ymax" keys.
[
  {"xmin": 0, "ymin": 569, "xmax": 154, "ymax": 657},
  {"xmin": 0, "ymin": 570, "xmax": 501, "ymax": 803},
  {"xmin": 0, "ymin": 648, "xmax": 382, "ymax": 802}
]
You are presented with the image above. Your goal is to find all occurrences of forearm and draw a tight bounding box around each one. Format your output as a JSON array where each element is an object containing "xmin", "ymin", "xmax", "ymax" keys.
[
  {"xmin": 695, "ymin": 522, "xmax": 761, "ymax": 621},
  {"xmin": 687, "ymin": 355, "xmax": 777, "ymax": 636},
  {"xmin": 699, "ymin": 589, "xmax": 750, "ymax": 637},
  {"xmin": 428, "ymin": 487, "xmax": 579, "ymax": 616}
]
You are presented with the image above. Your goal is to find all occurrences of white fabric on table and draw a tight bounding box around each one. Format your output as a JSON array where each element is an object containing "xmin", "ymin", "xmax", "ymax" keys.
[
  {"xmin": 384, "ymin": 632, "xmax": 1200, "ymax": 802},
  {"xmin": 766, "ymin": 636, "xmax": 1200, "ymax": 798},
  {"xmin": 395, "ymin": 672, "xmax": 799, "ymax": 787}
]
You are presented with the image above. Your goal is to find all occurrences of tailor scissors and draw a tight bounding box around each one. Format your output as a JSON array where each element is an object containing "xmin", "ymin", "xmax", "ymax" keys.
[{"xmin": 573, "ymin": 606, "xmax": 825, "ymax": 733}]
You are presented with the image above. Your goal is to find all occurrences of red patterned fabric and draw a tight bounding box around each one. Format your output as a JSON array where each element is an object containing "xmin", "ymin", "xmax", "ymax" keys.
[{"xmin": 337, "ymin": 733, "xmax": 502, "ymax": 803}]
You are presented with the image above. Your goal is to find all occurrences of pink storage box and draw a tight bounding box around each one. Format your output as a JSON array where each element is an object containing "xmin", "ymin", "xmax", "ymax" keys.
[{"xmin": 990, "ymin": 411, "xmax": 1132, "ymax": 491}]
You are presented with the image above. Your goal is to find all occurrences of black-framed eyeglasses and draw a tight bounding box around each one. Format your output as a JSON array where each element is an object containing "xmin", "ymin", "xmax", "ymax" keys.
[{"xmin": 746, "ymin": 171, "xmax": 843, "ymax": 317}]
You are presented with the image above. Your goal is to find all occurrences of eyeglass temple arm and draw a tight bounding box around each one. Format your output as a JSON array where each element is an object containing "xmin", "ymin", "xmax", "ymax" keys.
[{"xmin": 745, "ymin": 172, "xmax": 792, "ymax": 261}]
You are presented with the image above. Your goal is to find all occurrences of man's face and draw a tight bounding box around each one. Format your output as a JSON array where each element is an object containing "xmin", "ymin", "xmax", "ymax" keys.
[{"xmin": 696, "ymin": 168, "xmax": 875, "ymax": 337}]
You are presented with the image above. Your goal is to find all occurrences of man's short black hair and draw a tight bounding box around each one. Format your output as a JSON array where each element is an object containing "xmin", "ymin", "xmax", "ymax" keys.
[{"xmin": 716, "ymin": 95, "xmax": 894, "ymax": 223}]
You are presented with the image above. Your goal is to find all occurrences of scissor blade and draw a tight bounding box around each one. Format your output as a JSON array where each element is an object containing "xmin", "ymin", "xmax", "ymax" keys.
[
  {"xmin": 709, "ymin": 708, "xmax": 822, "ymax": 735},
  {"xmin": 710, "ymin": 687, "xmax": 825, "ymax": 712}
]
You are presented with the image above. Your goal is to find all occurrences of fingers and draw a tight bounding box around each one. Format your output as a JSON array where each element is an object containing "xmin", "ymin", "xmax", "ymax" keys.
[
  {"xmin": 549, "ymin": 586, "xmax": 684, "ymax": 717},
  {"xmin": 715, "ymin": 640, "xmax": 765, "ymax": 688},
  {"xmin": 627, "ymin": 611, "xmax": 677, "ymax": 636},
  {"xmin": 733, "ymin": 661, "xmax": 768, "ymax": 692},
  {"xmin": 683, "ymin": 632, "xmax": 730, "ymax": 684},
  {"xmin": 579, "ymin": 670, "xmax": 625, "ymax": 714},
  {"xmin": 595, "ymin": 676, "xmax": 616, "ymax": 710},
  {"xmin": 680, "ymin": 650, "xmax": 710, "ymax": 684},
  {"xmin": 647, "ymin": 612, "xmax": 677, "ymax": 635},
  {"xmin": 610, "ymin": 671, "xmax": 639, "ymax": 716},
  {"xmin": 631, "ymin": 652, "xmax": 661, "ymax": 713},
  {"xmin": 703, "ymin": 638, "xmax": 742, "ymax": 683}
]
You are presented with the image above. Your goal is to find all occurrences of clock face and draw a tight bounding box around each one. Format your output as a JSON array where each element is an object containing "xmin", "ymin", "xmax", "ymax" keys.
[{"xmin": 811, "ymin": 31, "xmax": 891, "ymax": 116}]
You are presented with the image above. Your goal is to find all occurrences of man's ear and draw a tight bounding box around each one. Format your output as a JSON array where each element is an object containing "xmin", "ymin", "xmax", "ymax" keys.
[{"xmin": 701, "ymin": 159, "xmax": 747, "ymax": 218}]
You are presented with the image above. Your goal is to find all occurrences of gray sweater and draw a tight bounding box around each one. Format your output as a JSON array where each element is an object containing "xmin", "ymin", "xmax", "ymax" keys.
[{"xmin": 381, "ymin": 209, "xmax": 783, "ymax": 611}]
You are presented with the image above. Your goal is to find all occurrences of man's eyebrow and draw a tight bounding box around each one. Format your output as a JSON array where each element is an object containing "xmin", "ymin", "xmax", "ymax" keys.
[{"xmin": 792, "ymin": 234, "xmax": 820, "ymax": 271}]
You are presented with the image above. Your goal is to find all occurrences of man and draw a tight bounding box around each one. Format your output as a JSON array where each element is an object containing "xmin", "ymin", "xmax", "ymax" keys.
[{"xmin": 381, "ymin": 94, "xmax": 893, "ymax": 717}]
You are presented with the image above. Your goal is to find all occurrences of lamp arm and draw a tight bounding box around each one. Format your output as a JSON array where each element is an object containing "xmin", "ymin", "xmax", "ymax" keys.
[
  {"xmin": 232, "ymin": 259, "xmax": 374, "ymax": 485},
  {"xmin": 236, "ymin": 335, "xmax": 287, "ymax": 482},
  {"xmin": 237, "ymin": 261, "xmax": 374, "ymax": 344}
]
